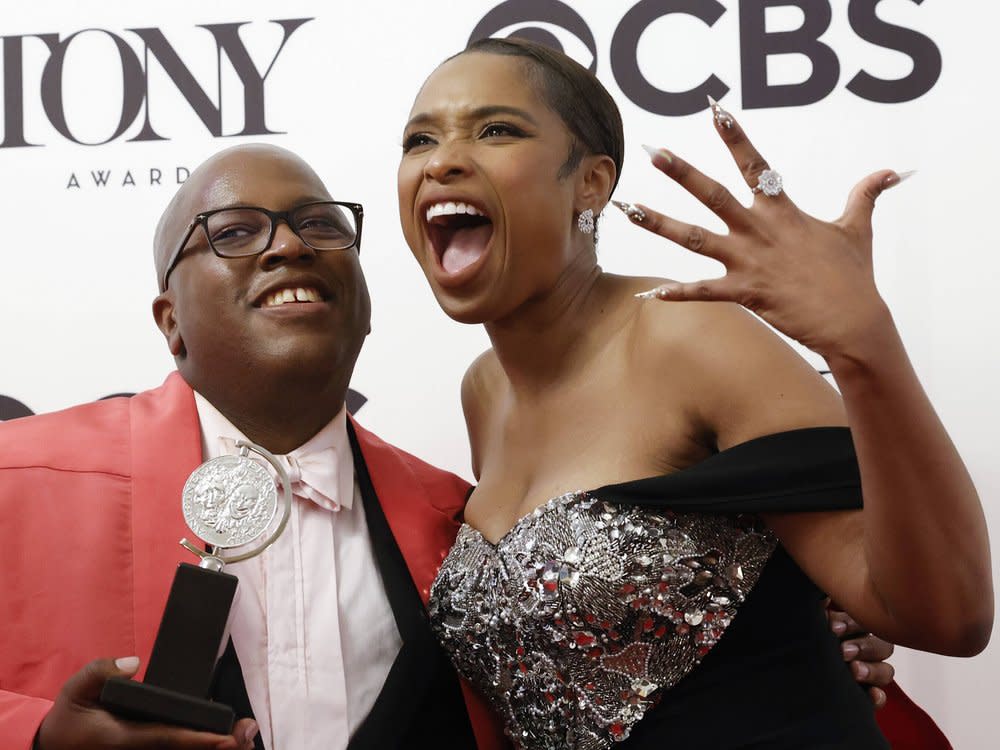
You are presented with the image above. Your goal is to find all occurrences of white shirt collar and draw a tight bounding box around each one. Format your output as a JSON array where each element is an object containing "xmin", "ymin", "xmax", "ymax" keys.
[{"xmin": 192, "ymin": 391, "xmax": 355, "ymax": 510}]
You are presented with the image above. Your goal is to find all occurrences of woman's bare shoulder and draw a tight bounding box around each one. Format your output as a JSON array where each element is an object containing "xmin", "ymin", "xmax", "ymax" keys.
[
  {"xmin": 618, "ymin": 276, "xmax": 845, "ymax": 447},
  {"xmin": 462, "ymin": 349, "xmax": 504, "ymax": 428},
  {"xmin": 615, "ymin": 275, "xmax": 754, "ymax": 354},
  {"xmin": 460, "ymin": 349, "xmax": 505, "ymax": 468},
  {"xmin": 461, "ymin": 348, "xmax": 503, "ymax": 407}
]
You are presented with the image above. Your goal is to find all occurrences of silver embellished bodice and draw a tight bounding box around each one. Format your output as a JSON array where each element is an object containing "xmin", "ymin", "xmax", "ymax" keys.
[{"xmin": 429, "ymin": 491, "xmax": 777, "ymax": 749}]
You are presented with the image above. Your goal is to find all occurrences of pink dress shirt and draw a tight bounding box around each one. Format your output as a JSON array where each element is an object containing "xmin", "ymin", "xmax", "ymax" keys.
[{"xmin": 194, "ymin": 393, "xmax": 401, "ymax": 750}]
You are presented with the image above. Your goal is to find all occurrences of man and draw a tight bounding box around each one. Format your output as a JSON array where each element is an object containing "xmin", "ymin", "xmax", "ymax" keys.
[
  {"xmin": 0, "ymin": 144, "xmax": 946, "ymax": 750},
  {"xmin": 0, "ymin": 144, "xmax": 501, "ymax": 750}
]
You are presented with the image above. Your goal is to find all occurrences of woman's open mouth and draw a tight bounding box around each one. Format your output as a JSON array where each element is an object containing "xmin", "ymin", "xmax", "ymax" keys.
[{"xmin": 425, "ymin": 201, "xmax": 494, "ymax": 277}]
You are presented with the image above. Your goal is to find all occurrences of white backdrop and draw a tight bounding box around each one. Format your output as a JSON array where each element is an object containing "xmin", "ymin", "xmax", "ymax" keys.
[{"xmin": 1, "ymin": 2, "xmax": 996, "ymax": 747}]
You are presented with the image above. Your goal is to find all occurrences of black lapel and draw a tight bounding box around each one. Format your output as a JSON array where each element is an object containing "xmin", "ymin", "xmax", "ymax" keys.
[
  {"xmin": 346, "ymin": 422, "xmax": 476, "ymax": 749},
  {"xmin": 347, "ymin": 421, "xmax": 430, "ymax": 642}
]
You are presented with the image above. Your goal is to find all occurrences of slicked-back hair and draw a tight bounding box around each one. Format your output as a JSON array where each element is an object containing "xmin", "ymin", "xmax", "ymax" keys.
[{"xmin": 458, "ymin": 37, "xmax": 624, "ymax": 195}]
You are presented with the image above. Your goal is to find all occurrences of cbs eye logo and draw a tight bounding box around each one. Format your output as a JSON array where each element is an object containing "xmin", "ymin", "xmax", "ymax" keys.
[
  {"xmin": 470, "ymin": 0, "xmax": 598, "ymax": 72},
  {"xmin": 470, "ymin": 0, "xmax": 942, "ymax": 115}
]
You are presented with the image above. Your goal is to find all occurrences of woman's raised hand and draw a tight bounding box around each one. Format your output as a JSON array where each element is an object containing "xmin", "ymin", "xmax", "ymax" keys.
[{"xmin": 616, "ymin": 97, "xmax": 912, "ymax": 361}]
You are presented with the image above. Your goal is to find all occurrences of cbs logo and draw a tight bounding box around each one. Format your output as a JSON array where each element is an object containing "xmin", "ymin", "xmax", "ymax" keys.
[{"xmin": 470, "ymin": 0, "xmax": 941, "ymax": 115}]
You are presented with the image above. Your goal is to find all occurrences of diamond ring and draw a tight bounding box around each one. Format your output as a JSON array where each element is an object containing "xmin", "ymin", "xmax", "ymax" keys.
[{"xmin": 752, "ymin": 169, "xmax": 783, "ymax": 197}]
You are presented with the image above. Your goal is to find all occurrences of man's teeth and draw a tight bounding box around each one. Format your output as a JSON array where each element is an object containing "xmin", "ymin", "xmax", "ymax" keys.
[
  {"xmin": 264, "ymin": 287, "xmax": 321, "ymax": 307},
  {"xmin": 425, "ymin": 201, "xmax": 485, "ymax": 222}
]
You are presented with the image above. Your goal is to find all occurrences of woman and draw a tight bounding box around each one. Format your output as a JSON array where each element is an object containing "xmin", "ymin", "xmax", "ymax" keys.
[{"xmin": 397, "ymin": 38, "xmax": 992, "ymax": 748}]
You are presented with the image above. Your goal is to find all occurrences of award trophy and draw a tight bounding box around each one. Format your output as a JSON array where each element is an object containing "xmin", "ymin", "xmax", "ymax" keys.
[{"xmin": 100, "ymin": 441, "xmax": 292, "ymax": 733}]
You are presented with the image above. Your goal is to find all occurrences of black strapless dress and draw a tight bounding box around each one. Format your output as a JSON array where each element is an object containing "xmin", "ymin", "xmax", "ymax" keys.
[{"xmin": 429, "ymin": 428, "xmax": 888, "ymax": 749}]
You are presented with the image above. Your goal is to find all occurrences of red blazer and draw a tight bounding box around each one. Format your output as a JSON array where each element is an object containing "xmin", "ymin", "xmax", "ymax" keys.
[
  {"xmin": 0, "ymin": 373, "xmax": 504, "ymax": 750},
  {"xmin": 0, "ymin": 373, "xmax": 948, "ymax": 749}
]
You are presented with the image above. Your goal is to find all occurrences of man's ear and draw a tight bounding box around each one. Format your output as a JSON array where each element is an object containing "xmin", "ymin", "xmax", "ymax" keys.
[
  {"xmin": 152, "ymin": 292, "xmax": 185, "ymax": 358},
  {"xmin": 575, "ymin": 153, "xmax": 616, "ymax": 213}
]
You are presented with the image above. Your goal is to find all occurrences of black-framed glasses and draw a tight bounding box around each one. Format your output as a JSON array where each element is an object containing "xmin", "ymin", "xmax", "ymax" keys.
[{"xmin": 161, "ymin": 200, "xmax": 364, "ymax": 290}]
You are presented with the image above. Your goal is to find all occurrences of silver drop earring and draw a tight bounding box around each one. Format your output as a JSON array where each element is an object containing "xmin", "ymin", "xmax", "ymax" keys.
[{"xmin": 577, "ymin": 208, "xmax": 595, "ymax": 234}]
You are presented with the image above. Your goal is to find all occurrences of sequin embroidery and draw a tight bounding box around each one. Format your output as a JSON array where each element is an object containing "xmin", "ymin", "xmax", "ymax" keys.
[{"xmin": 429, "ymin": 491, "xmax": 776, "ymax": 749}]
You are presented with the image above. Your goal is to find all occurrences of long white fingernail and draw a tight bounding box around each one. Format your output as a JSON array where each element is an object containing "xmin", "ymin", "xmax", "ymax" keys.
[
  {"xmin": 611, "ymin": 200, "xmax": 646, "ymax": 222},
  {"xmin": 884, "ymin": 170, "xmax": 917, "ymax": 189},
  {"xmin": 115, "ymin": 656, "xmax": 140, "ymax": 673},
  {"xmin": 635, "ymin": 286, "xmax": 668, "ymax": 300},
  {"xmin": 641, "ymin": 144, "xmax": 672, "ymax": 165},
  {"xmin": 706, "ymin": 94, "xmax": 734, "ymax": 128}
]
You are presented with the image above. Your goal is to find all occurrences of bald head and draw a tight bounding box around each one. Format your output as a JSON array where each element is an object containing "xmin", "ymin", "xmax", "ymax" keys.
[
  {"xmin": 149, "ymin": 143, "xmax": 371, "ymax": 452},
  {"xmin": 154, "ymin": 143, "xmax": 331, "ymax": 291}
]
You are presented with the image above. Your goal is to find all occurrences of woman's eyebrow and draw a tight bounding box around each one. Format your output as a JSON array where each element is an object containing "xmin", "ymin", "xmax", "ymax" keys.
[
  {"xmin": 464, "ymin": 105, "xmax": 538, "ymax": 124},
  {"xmin": 404, "ymin": 105, "xmax": 539, "ymax": 131}
]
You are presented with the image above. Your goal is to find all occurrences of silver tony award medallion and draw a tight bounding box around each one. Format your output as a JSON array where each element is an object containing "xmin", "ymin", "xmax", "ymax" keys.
[
  {"xmin": 179, "ymin": 441, "xmax": 292, "ymax": 570},
  {"xmin": 100, "ymin": 440, "xmax": 293, "ymax": 733}
]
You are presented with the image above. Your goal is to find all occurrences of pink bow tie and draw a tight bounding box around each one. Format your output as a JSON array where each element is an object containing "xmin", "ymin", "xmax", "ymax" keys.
[
  {"xmin": 219, "ymin": 438, "xmax": 346, "ymax": 512},
  {"xmin": 280, "ymin": 447, "xmax": 346, "ymax": 511}
]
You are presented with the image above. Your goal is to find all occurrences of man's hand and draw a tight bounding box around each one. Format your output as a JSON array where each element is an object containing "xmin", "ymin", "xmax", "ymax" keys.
[
  {"xmin": 827, "ymin": 603, "xmax": 896, "ymax": 708},
  {"xmin": 36, "ymin": 657, "xmax": 258, "ymax": 750}
]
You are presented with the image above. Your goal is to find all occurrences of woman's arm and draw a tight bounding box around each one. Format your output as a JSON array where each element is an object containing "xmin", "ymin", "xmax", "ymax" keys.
[
  {"xmin": 620, "ymin": 106, "xmax": 992, "ymax": 654},
  {"xmin": 672, "ymin": 301, "xmax": 992, "ymax": 654},
  {"xmin": 829, "ymin": 309, "xmax": 988, "ymax": 654}
]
